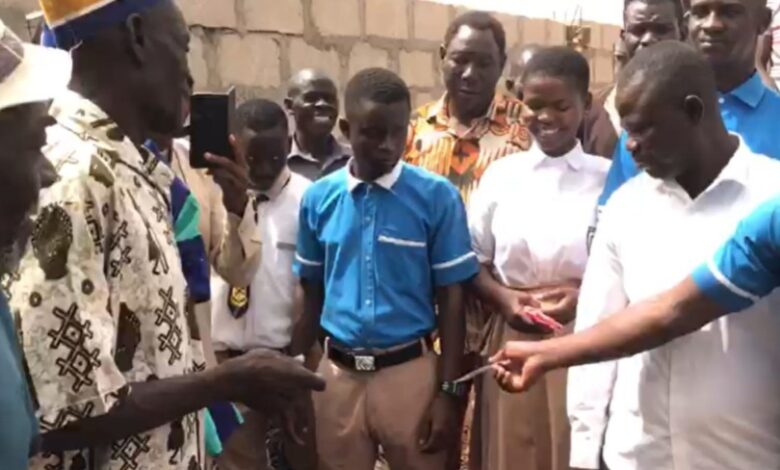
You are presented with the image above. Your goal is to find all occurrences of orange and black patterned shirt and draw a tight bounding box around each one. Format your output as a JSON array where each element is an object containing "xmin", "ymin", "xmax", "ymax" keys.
[
  {"xmin": 405, "ymin": 93, "xmax": 532, "ymax": 352},
  {"xmin": 405, "ymin": 93, "xmax": 532, "ymax": 205}
]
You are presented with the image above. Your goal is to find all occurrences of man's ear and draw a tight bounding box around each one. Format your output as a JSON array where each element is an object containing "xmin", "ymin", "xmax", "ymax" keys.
[
  {"xmin": 439, "ymin": 44, "xmax": 447, "ymax": 61},
  {"xmin": 759, "ymin": 6, "xmax": 772, "ymax": 35},
  {"xmin": 338, "ymin": 118, "xmax": 350, "ymax": 141},
  {"xmin": 683, "ymin": 94, "xmax": 704, "ymax": 125},
  {"xmin": 125, "ymin": 13, "xmax": 146, "ymax": 65},
  {"xmin": 283, "ymin": 97, "xmax": 293, "ymax": 113},
  {"xmin": 585, "ymin": 91, "xmax": 593, "ymax": 112}
]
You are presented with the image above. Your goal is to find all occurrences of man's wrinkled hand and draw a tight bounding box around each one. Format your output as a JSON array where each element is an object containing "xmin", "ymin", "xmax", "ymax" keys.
[
  {"xmin": 218, "ymin": 349, "xmax": 325, "ymax": 409},
  {"xmin": 417, "ymin": 394, "xmax": 458, "ymax": 454},
  {"xmin": 206, "ymin": 134, "xmax": 250, "ymax": 216}
]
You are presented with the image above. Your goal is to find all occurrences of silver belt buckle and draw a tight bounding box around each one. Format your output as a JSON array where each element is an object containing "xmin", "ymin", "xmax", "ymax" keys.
[{"xmin": 354, "ymin": 354, "xmax": 376, "ymax": 372}]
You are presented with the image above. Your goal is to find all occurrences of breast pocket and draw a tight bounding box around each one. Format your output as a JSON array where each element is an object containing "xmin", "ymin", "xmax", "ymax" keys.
[{"xmin": 376, "ymin": 231, "xmax": 429, "ymax": 289}]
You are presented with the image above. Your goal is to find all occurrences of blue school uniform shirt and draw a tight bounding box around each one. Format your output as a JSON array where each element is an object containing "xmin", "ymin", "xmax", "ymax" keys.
[
  {"xmin": 293, "ymin": 161, "xmax": 479, "ymax": 349},
  {"xmin": 0, "ymin": 294, "xmax": 38, "ymax": 470},
  {"xmin": 598, "ymin": 73, "xmax": 780, "ymax": 208},
  {"xmin": 692, "ymin": 195, "xmax": 780, "ymax": 312}
]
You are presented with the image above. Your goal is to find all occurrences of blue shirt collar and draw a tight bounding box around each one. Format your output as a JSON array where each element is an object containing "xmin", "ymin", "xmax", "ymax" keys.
[{"xmin": 725, "ymin": 72, "xmax": 766, "ymax": 109}]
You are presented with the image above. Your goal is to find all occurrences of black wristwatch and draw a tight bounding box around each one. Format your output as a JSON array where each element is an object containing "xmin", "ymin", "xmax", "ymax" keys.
[{"xmin": 440, "ymin": 381, "xmax": 468, "ymax": 399}]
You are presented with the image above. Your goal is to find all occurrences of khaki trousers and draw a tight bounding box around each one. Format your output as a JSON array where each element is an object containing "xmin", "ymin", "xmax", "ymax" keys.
[
  {"xmin": 314, "ymin": 352, "xmax": 447, "ymax": 470},
  {"xmin": 478, "ymin": 317, "xmax": 571, "ymax": 470}
]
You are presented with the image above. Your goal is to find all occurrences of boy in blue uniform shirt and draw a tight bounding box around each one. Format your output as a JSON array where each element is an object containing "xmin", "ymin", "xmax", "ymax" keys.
[{"xmin": 292, "ymin": 68, "xmax": 479, "ymax": 470}]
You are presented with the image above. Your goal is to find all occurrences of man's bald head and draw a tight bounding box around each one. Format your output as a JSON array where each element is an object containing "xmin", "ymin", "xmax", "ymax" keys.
[
  {"xmin": 616, "ymin": 41, "xmax": 723, "ymax": 181},
  {"xmin": 287, "ymin": 69, "xmax": 337, "ymax": 98},
  {"xmin": 505, "ymin": 44, "xmax": 542, "ymax": 99},
  {"xmin": 618, "ymin": 40, "xmax": 717, "ymax": 116}
]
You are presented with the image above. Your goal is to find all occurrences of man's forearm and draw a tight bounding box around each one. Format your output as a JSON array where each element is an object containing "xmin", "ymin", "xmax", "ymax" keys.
[
  {"xmin": 290, "ymin": 280, "xmax": 324, "ymax": 356},
  {"xmin": 543, "ymin": 277, "xmax": 725, "ymax": 369},
  {"xmin": 42, "ymin": 367, "xmax": 225, "ymax": 453},
  {"xmin": 212, "ymin": 203, "xmax": 261, "ymax": 287},
  {"xmin": 436, "ymin": 284, "xmax": 465, "ymax": 382}
]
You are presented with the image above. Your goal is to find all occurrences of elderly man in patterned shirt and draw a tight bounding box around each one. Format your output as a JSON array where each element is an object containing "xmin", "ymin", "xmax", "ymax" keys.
[
  {"xmin": 6, "ymin": 1, "xmax": 325, "ymax": 469},
  {"xmin": 404, "ymin": 10, "xmax": 531, "ymax": 470}
]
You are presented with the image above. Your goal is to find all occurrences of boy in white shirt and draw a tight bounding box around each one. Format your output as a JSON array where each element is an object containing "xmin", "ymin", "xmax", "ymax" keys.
[
  {"xmin": 469, "ymin": 46, "xmax": 609, "ymax": 470},
  {"xmin": 211, "ymin": 99, "xmax": 314, "ymax": 470}
]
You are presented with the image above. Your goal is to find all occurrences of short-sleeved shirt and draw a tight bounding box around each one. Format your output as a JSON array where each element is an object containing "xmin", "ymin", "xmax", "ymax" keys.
[
  {"xmin": 404, "ymin": 93, "xmax": 532, "ymax": 205},
  {"xmin": 692, "ymin": 195, "xmax": 780, "ymax": 312},
  {"xmin": 293, "ymin": 161, "xmax": 479, "ymax": 349},
  {"xmin": 0, "ymin": 294, "xmax": 37, "ymax": 470},
  {"xmin": 8, "ymin": 90, "xmax": 204, "ymax": 470},
  {"xmin": 598, "ymin": 73, "xmax": 780, "ymax": 208}
]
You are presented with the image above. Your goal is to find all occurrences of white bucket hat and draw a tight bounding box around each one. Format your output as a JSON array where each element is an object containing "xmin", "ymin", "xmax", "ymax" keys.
[{"xmin": 0, "ymin": 17, "xmax": 71, "ymax": 111}]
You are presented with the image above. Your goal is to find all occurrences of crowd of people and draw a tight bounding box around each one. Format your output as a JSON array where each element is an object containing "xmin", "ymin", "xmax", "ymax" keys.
[{"xmin": 3, "ymin": 0, "xmax": 780, "ymax": 469}]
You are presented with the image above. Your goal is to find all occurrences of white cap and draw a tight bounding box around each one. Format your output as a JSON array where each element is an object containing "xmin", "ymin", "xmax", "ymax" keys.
[{"xmin": 0, "ymin": 18, "xmax": 71, "ymax": 112}]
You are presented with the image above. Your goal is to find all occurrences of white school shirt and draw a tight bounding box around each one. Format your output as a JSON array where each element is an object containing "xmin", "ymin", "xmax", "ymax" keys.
[
  {"xmin": 568, "ymin": 140, "xmax": 780, "ymax": 470},
  {"xmin": 469, "ymin": 141, "xmax": 609, "ymax": 287},
  {"xmin": 211, "ymin": 169, "xmax": 311, "ymax": 351}
]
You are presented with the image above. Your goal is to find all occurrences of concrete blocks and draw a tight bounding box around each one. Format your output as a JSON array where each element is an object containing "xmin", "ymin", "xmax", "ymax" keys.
[
  {"xmin": 413, "ymin": 1, "xmax": 450, "ymax": 42},
  {"xmin": 311, "ymin": 0, "xmax": 361, "ymax": 37},
  {"xmin": 177, "ymin": 0, "xmax": 237, "ymax": 28},
  {"xmin": 400, "ymin": 50, "xmax": 435, "ymax": 88},
  {"xmin": 289, "ymin": 38, "xmax": 341, "ymax": 85},
  {"xmin": 218, "ymin": 34, "xmax": 281, "ymax": 88},
  {"xmin": 366, "ymin": 0, "xmax": 409, "ymax": 39},
  {"xmin": 187, "ymin": 29, "xmax": 209, "ymax": 91},
  {"xmin": 244, "ymin": 0, "xmax": 304, "ymax": 34},
  {"xmin": 349, "ymin": 43, "xmax": 391, "ymax": 78},
  {"xmin": 521, "ymin": 17, "xmax": 547, "ymax": 46}
]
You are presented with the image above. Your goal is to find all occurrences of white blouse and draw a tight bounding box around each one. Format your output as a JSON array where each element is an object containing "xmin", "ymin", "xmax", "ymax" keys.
[{"xmin": 468, "ymin": 141, "xmax": 609, "ymax": 287}]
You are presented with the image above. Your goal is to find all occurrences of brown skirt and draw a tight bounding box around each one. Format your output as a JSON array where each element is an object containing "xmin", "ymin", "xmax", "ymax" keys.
[{"xmin": 477, "ymin": 304, "xmax": 572, "ymax": 470}]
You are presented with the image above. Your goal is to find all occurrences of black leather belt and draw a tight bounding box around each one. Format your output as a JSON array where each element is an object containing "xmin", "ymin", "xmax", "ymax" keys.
[{"xmin": 327, "ymin": 337, "xmax": 432, "ymax": 372}]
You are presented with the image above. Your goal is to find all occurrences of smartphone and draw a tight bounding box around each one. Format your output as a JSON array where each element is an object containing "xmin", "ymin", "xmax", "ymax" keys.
[{"xmin": 189, "ymin": 87, "xmax": 236, "ymax": 169}]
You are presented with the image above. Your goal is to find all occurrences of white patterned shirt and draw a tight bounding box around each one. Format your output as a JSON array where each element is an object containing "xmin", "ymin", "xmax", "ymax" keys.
[{"xmin": 7, "ymin": 91, "xmax": 204, "ymax": 470}]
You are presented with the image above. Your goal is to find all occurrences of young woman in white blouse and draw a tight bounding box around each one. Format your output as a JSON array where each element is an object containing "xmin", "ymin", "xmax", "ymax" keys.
[{"xmin": 469, "ymin": 47, "xmax": 609, "ymax": 470}]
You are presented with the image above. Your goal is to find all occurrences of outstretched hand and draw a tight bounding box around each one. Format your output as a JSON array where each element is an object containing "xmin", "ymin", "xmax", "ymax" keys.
[
  {"xmin": 219, "ymin": 349, "xmax": 325, "ymax": 412},
  {"xmin": 489, "ymin": 341, "xmax": 548, "ymax": 394}
]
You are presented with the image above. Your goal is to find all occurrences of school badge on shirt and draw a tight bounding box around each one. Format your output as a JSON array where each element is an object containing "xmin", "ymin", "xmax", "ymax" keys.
[{"xmin": 228, "ymin": 285, "xmax": 250, "ymax": 318}]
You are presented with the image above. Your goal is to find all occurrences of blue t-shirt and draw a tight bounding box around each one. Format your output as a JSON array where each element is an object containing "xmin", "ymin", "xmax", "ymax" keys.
[
  {"xmin": 598, "ymin": 73, "xmax": 780, "ymax": 208},
  {"xmin": 692, "ymin": 195, "xmax": 780, "ymax": 312},
  {"xmin": 293, "ymin": 162, "xmax": 479, "ymax": 348},
  {"xmin": 0, "ymin": 294, "xmax": 38, "ymax": 469}
]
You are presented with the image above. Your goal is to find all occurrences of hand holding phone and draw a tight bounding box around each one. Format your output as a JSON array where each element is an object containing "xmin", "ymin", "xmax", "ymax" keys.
[
  {"xmin": 207, "ymin": 135, "xmax": 251, "ymax": 216},
  {"xmin": 190, "ymin": 88, "xmax": 236, "ymax": 169}
]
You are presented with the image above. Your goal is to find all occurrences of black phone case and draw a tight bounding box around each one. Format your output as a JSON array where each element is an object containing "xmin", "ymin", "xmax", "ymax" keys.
[{"xmin": 189, "ymin": 87, "xmax": 236, "ymax": 169}]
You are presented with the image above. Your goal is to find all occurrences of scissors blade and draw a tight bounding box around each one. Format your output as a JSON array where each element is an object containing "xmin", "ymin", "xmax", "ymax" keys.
[{"xmin": 453, "ymin": 364, "xmax": 495, "ymax": 384}]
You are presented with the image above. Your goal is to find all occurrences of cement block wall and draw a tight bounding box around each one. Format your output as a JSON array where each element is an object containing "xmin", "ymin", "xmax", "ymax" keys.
[
  {"xmin": 0, "ymin": 0, "xmax": 621, "ymax": 108},
  {"xmin": 178, "ymin": 0, "xmax": 621, "ymax": 107}
]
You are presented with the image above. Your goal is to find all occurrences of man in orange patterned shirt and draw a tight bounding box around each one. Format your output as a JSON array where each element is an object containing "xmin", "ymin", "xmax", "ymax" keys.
[
  {"xmin": 404, "ymin": 11, "xmax": 531, "ymax": 470},
  {"xmin": 406, "ymin": 11, "xmax": 531, "ymax": 206}
]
